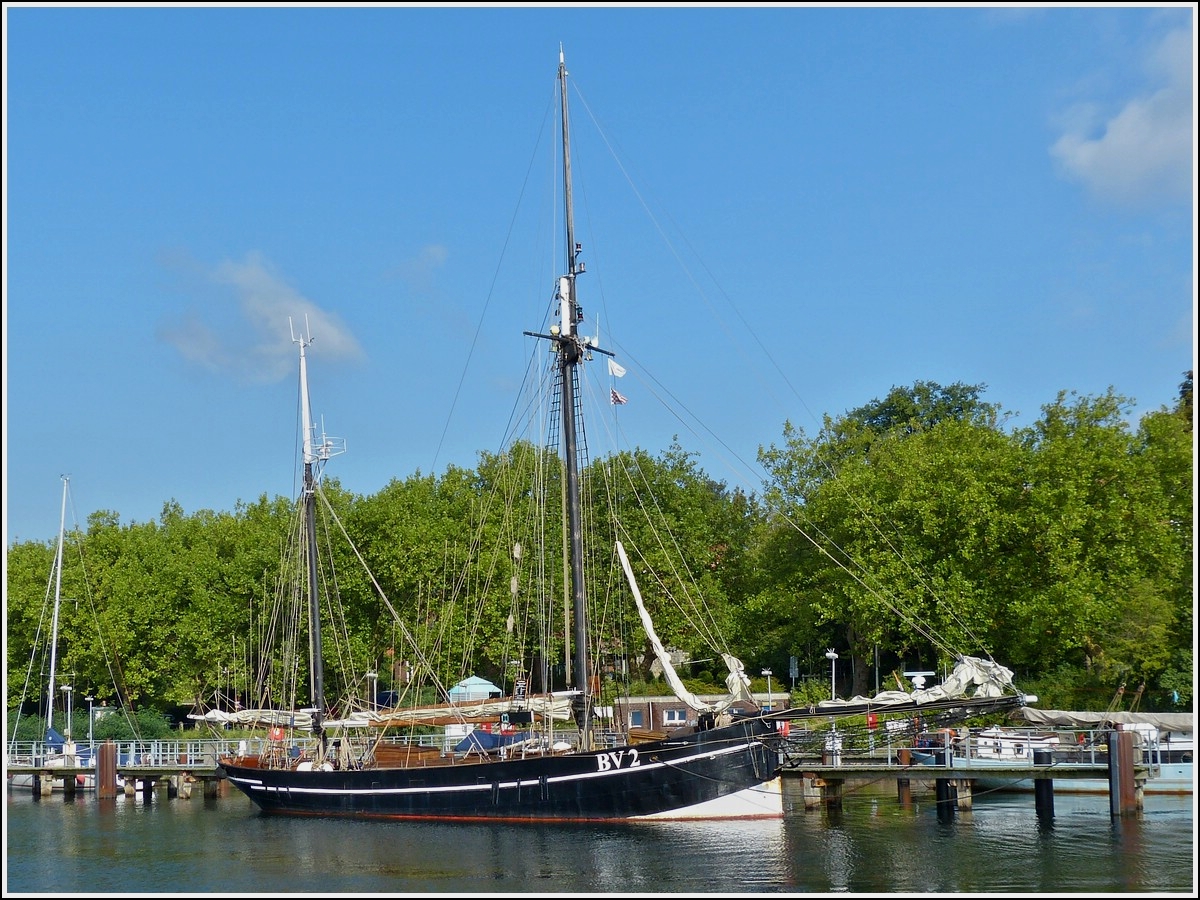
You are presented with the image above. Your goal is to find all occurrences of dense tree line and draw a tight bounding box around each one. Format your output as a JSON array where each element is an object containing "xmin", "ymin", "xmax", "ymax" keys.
[{"xmin": 6, "ymin": 376, "xmax": 1192, "ymax": 724}]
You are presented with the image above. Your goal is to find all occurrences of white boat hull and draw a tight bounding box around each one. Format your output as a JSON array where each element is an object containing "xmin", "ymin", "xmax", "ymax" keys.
[
  {"xmin": 966, "ymin": 760, "xmax": 1192, "ymax": 795},
  {"xmin": 7, "ymin": 770, "xmax": 95, "ymax": 791}
]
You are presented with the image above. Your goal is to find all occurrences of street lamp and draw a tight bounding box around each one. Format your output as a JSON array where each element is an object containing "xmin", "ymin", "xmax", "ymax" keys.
[
  {"xmin": 366, "ymin": 671, "xmax": 378, "ymax": 710},
  {"xmin": 762, "ymin": 669, "xmax": 773, "ymax": 711},
  {"xmin": 85, "ymin": 695, "xmax": 95, "ymax": 749},
  {"xmin": 825, "ymin": 649, "xmax": 839, "ymax": 701},
  {"xmin": 61, "ymin": 685, "xmax": 74, "ymax": 741}
]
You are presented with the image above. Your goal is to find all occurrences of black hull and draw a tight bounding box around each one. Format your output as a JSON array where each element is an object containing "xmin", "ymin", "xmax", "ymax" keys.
[{"xmin": 220, "ymin": 717, "xmax": 784, "ymax": 822}]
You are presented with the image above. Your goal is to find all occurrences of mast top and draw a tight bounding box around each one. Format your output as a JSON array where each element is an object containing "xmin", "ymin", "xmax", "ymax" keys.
[{"xmin": 289, "ymin": 317, "xmax": 345, "ymax": 473}]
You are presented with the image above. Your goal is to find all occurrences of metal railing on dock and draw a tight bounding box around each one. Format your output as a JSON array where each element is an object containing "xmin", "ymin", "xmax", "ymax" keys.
[
  {"xmin": 6, "ymin": 738, "xmax": 262, "ymax": 801},
  {"xmin": 780, "ymin": 727, "xmax": 1150, "ymax": 818}
]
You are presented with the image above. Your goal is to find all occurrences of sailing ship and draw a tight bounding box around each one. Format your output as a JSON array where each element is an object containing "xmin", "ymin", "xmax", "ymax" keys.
[{"xmin": 218, "ymin": 49, "xmax": 1032, "ymax": 822}]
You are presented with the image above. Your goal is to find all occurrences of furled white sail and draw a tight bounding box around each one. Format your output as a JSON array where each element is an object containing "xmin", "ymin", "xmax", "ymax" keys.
[
  {"xmin": 188, "ymin": 708, "xmax": 316, "ymax": 729},
  {"xmin": 813, "ymin": 655, "xmax": 1023, "ymax": 710},
  {"xmin": 616, "ymin": 540, "xmax": 752, "ymax": 715},
  {"xmin": 352, "ymin": 693, "xmax": 576, "ymax": 727}
]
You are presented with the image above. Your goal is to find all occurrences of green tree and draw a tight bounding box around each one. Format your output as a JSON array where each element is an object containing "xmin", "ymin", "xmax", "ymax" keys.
[{"xmin": 755, "ymin": 382, "xmax": 1012, "ymax": 693}]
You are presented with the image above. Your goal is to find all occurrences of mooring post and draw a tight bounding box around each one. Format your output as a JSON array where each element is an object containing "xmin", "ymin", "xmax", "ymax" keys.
[
  {"xmin": 800, "ymin": 775, "xmax": 822, "ymax": 810},
  {"xmin": 1033, "ymin": 748, "xmax": 1054, "ymax": 820},
  {"xmin": 935, "ymin": 778, "xmax": 956, "ymax": 821},
  {"xmin": 97, "ymin": 742, "xmax": 118, "ymax": 799},
  {"xmin": 954, "ymin": 777, "xmax": 974, "ymax": 811},
  {"xmin": 822, "ymin": 777, "xmax": 844, "ymax": 811},
  {"xmin": 1108, "ymin": 730, "xmax": 1139, "ymax": 817}
]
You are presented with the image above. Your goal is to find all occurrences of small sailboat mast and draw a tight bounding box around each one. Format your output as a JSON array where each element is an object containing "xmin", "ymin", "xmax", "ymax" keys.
[
  {"xmin": 296, "ymin": 329, "xmax": 326, "ymax": 742},
  {"xmin": 554, "ymin": 48, "xmax": 592, "ymax": 745},
  {"xmin": 45, "ymin": 475, "xmax": 69, "ymax": 740}
]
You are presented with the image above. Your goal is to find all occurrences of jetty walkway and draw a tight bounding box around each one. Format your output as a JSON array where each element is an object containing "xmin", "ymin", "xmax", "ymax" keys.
[{"xmin": 6, "ymin": 737, "xmax": 247, "ymax": 800}]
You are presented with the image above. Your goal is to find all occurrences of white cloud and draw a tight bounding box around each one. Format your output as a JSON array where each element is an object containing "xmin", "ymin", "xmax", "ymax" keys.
[
  {"xmin": 1050, "ymin": 27, "xmax": 1193, "ymax": 207},
  {"xmin": 158, "ymin": 252, "xmax": 363, "ymax": 383},
  {"xmin": 390, "ymin": 244, "xmax": 450, "ymax": 295}
]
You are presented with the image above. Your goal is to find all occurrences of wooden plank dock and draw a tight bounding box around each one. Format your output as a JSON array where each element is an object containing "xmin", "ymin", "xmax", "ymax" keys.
[{"xmin": 782, "ymin": 758, "xmax": 1147, "ymax": 817}]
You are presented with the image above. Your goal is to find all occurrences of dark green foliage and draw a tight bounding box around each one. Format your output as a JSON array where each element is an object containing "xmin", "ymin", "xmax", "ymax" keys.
[
  {"xmin": 7, "ymin": 706, "xmax": 173, "ymax": 742},
  {"xmin": 6, "ymin": 379, "xmax": 1192, "ymax": 717},
  {"xmin": 754, "ymin": 382, "xmax": 1193, "ymax": 710}
]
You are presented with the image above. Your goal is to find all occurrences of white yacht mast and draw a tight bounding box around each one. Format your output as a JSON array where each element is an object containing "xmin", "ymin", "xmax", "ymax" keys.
[{"xmin": 46, "ymin": 475, "xmax": 69, "ymax": 738}]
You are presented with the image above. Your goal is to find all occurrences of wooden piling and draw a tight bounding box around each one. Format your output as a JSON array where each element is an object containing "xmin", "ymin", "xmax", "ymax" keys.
[{"xmin": 97, "ymin": 742, "xmax": 118, "ymax": 799}]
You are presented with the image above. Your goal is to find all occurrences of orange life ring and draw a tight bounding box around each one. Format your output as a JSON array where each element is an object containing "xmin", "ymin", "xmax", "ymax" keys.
[{"xmin": 269, "ymin": 727, "xmax": 285, "ymax": 742}]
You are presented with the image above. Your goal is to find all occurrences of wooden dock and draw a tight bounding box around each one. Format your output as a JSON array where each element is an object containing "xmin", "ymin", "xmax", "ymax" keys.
[
  {"xmin": 783, "ymin": 759, "xmax": 1146, "ymax": 817},
  {"xmin": 6, "ymin": 740, "xmax": 227, "ymax": 802}
]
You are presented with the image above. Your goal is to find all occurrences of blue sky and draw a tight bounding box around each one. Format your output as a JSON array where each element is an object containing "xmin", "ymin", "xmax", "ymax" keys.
[{"xmin": 3, "ymin": 4, "xmax": 1195, "ymax": 545}]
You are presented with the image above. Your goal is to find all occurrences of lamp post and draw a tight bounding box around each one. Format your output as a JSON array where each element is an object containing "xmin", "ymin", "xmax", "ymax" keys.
[
  {"xmin": 366, "ymin": 671, "xmax": 378, "ymax": 710},
  {"xmin": 762, "ymin": 669, "xmax": 773, "ymax": 711},
  {"xmin": 825, "ymin": 649, "xmax": 839, "ymax": 701},
  {"xmin": 85, "ymin": 695, "xmax": 95, "ymax": 750},
  {"xmin": 61, "ymin": 685, "xmax": 74, "ymax": 741}
]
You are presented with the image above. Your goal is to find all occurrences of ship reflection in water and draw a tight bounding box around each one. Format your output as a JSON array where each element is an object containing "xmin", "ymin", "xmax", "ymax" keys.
[{"xmin": 4, "ymin": 778, "xmax": 1193, "ymax": 894}]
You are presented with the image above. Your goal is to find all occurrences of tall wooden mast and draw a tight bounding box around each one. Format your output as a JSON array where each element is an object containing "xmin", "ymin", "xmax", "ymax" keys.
[{"xmin": 555, "ymin": 47, "xmax": 591, "ymax": 746}]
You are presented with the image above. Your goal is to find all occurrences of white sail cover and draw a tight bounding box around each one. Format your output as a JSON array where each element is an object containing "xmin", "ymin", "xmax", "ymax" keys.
[
  {"xmin": 191, "ymin": 697, "xmax": 574, "ymax": 731},
  {"xmin": 814, "ymin": 655, "xmax": 1021, "ymax": 710},
  {"xmin": 616, "ymin": 540, "xmax": 751, "ymax": 715},
  {"xmin": 1018, "ymin": 708, "xmax": 1193, "ymax": 732},
  {"xmin": 348, "ymin": 693, "xmax": 576, "ymax": 727},
  {"xmin": 188, "ymin": 708, "xmax": 315, "ymax": 729}
]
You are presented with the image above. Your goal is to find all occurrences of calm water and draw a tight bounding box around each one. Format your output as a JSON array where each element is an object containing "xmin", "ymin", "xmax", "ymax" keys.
[{"xmin": 4, "ymin": 778, "xmax": 1195, "ymax": 895}]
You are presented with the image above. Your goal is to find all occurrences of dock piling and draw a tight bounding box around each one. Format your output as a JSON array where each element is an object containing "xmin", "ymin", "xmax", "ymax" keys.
[{"xmin": 1033, "ymin": 749, "xmax": 1054, "ymax": 820}]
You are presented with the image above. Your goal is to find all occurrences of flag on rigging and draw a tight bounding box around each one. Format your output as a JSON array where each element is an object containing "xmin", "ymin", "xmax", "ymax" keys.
[
  {"xmin": 610, "ymin": 388, "xmax": 628, "ymax": 406},
  {"xmin": 607, "ymin": 358, "xmax": 626, "ymax": 378}
]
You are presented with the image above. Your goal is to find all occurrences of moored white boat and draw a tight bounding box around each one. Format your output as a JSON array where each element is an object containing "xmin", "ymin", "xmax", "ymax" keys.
[
  {"xmin": 6, "ymin": 734, "xmax": 96, "ymax": 792},
  {"xmin": 914, "ymin": 712, "xmax": 1193, "ymax": 795}
]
